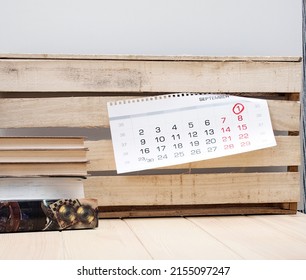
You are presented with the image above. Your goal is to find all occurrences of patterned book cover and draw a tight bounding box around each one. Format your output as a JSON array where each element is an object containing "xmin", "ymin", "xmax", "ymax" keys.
[{"xmin": 0, "ymin": 198, "xmax": 98, "ymax": 233}]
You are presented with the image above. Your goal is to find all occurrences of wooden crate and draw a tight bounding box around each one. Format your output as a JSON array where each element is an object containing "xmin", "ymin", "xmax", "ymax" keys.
[{"xmin": 0, "ymin": 54, "xmax": 302, "ymax": 218}]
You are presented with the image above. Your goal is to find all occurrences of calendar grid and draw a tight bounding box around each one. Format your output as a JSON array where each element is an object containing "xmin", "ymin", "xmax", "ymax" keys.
[{"xmin": 107, "ymin": 94, "xmax": 276, "ymax": 174}]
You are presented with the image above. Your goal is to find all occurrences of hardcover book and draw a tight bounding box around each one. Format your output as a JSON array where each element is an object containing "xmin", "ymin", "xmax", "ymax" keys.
[
  {"xmin": 0, "ymin": 198, "xmax": 98, "ymax": 233},
  {"xmin": 0, "ymin": 136, "xmax": 88, "ymax": 178}
]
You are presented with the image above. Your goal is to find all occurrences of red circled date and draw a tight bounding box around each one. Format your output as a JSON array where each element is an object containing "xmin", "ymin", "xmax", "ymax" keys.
[{"xmin": 232, "ymin": 103, "xmax": 245, "ymax": 115}]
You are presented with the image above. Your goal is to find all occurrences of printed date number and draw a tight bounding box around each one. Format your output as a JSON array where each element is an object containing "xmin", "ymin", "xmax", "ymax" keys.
[{"xmin": 170, "ymin": 266, "xmax": 230, "ymax": 276}]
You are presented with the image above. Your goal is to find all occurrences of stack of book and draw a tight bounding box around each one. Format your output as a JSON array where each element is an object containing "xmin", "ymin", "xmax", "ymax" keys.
[{"xmin": 0, "ymin": 137, "xmax": 98, "ymax": 233}]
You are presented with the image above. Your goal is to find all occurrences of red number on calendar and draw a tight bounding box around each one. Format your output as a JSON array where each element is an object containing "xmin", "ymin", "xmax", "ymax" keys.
[
  {"xmin": 240, "ymin": 141, "xmax": 251, "ymax": 147},
  {"xmin": 239, "ymin": 133, "xmax": 249, "ymax": 139},
  {"xmin": 222, "ymin": 136, "xmax": 232, "ymax": 142},
  {"xmin": 224, "ymin": 144, "xmax": 234, "ymax": 150},
  {"xmin": 221, "ymin": 127, "xmax": 231, "ymax": 133},
  {"xmin": 238, "ymin": 124, "xmax": 248, "ymax": 130},
  {"xmin": 232, "ymin": 103, "xmax": 245, "ymax": 115}
]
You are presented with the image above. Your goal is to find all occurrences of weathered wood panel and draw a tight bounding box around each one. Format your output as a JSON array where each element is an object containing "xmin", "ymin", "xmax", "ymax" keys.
[
  {"xmin": 84, "ymin": 172, "xmax": 300, "ymax": 206},
  {"xmin": 85, "ymin": 136, "xmax": 300, "ymax": 171},
  {"xmin": 0, "ymin": 53, "xmax": 301, "ymax": 61},
  {"xmin": 124, "ymin": 218, "xmax": 241, "ymax": 259},
  {"xmin": 0, "ymin": 55, "xmax": 302, "ymax": 216},
  {"xmin": 0, "ymin": 97, "xmax": 300, "ymax": 130},
  {"xmin": 0, "ymin": 59, "xmax": 301, "ymax": 93},
  {"xmin": 98, "ymin": 203, "xmax": 298, "ymax": 218}
]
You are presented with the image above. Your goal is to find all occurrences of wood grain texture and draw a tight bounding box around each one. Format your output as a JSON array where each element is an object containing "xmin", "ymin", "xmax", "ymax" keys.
[
  {"xmin": 125, "ymin": 217, "xmax": 241, "ymax": 259},
  {"xmin": 1, "ymin": 214, "xmax": 306, "ymax": 260},
  {"xmin": 0, "ymin": 55, "xmax": 303, "ymax": 259},
  {"xmin": 0, "ymin": 231, "xmax": 64, "ymax": 259},
  {"xmin": 0, "ymin": 59, "xmax": 301, "ymax": 93},
  {"xmin": 98, "ymin": 203, "xmax": 298, "ymax": 218},
  {"xmin": 0, "ymin": 53, "xmax": 302, "ymax": 61},
  {"xmin": 0, "ymin": 55, "xmax": 301, "ymax": 217},
  {"xmin": 84, "ymin": 172, "xmax": 300, "ymax": 206},
  {"xmin": 0, "ymin": 97, "xmax": 300, "ymax": 130},
  {"xmin": 188, "ymin": 215, "xmax": 306, "ymax": 259},
  {"xmin": 249, "ymin": 214, "xmax": 306, "ymax": 242},
  {"xmin": 86, "ymin": 136, "xmax": 300, "ymax": 171},
  {"xmin": 61, "ymin": 219, "xmax": 152, "ymax": 260}
]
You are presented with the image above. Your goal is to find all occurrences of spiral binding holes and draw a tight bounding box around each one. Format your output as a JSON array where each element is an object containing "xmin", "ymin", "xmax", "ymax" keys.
[{"xmin": 109, "ymin": 93, "xmax": 212, "ymax": 106}]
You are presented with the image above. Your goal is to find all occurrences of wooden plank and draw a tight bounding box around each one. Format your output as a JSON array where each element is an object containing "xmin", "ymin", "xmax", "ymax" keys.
[
  {"xmin": 267, "ymin": 100, "xmax": 300, "ymax": 131},
  {"xmin": 250, "ymin": 214, "xmax": 306, "ymax": 243},
  {"xmin": 98, "ymin": 203, "xmax": 297, "ymax": 218},
  {"xmin": 1, "ymin": 214, "xmax": 306, "ymax": 260},
  {"xmin": 86, "ymin": 136, "xmax": 300, "ymax": 171},
  {"xmin": 0, "ymin": 53, "xmax": 302, "ymax": 61},
  {"xmin": 0, "ymin": 163, "xmax": 88, "ymax": 177},
  {"xmin": 0, "ymin": 59, "xmax": 301, "ymax": 93},
  {"xmin": 0, "ymin": 97, "xmax": 105, "ymax": 128},
  {"xmin": 61, "ymin": 219, "xmax": 152, "ymax": 259},
  {"xmin": 0, "ymin": 149, "xmax": 88, "ymax": 163},
  {"xmin": 0, "ymin": 97, "xmax": 300, "ymax": 131},
  {"xmin": 188, "ymin": 215, "xmax": 306, "ymax": 259},
  {"xmin": 0, "ymin": 231, "xmax": 64, "ymax": 259},
  {"xmin": 84, "ymin": 172, "xmax": 300, "ymax": 206},
  {"xmin": 125, "ymin": 217, "xmax": 241, "ymax": 259},
  {"xmin": 287, "ymin": 93, "xmax": 300, "ymax": 172}
]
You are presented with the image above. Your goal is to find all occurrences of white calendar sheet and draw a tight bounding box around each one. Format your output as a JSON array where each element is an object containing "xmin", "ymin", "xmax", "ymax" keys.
[{"xmin": 107, "ymin": 94, "xmax": 276, "ymax": 174}]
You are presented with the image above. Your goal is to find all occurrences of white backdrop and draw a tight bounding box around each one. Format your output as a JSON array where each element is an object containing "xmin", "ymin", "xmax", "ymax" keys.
[{"xmin": 0, "ymin": 0, "xmax": 302, "ymax": 56}]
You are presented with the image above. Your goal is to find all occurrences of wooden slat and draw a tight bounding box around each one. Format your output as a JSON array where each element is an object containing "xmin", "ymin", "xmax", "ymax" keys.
[
  {"xmin": 249, "ymin": 214, "xmax": 306, "ymax": 241},
  {"xmin": 61, "ymin": 219, "xmax": 152, "ymax": 259},
  {"xmin": 86, "ymin": 136, "xmax": 300, "ymax": 171},
  {"xmin": 1, "ymin": 214, "xmax": 306, "ymax": 260},
  {"xmin": 0, "ymin": 97, "xmax": 300, "ymax": 131},
  {"xmin": 0, "ymin": 231, "xmax": 64, "ymax": 260},
  {"xmin": 98, "ymin": 203, "xmax": 297, "ymax": 218},
  {"xmin": 188, "ymin": 216, "xmax": 306, "ymax": 259},
  {"xmin": 0, "ymin": 53, "xmax": 302, "ymax": 62},
  {"xmin": 0, "ymin": 59, "xmax": 301, "ymax": 92},
  {"xmin": 0, "ymin": 97, "xmax": 105, "ymax": 128},
  {"xmin": 84, "ymin": 172, "xmax": 300, "ymax": 206},
  {"xmin": 124, "ymin": 218, "xmax": 241, "ymax": 259},
  {"xmin": 267, "ymin": 100, "xmax": 300, "ymax": 131},
  {"xmin": 0, "ymin": 149, "xmax": 87, "ymax": 163}
]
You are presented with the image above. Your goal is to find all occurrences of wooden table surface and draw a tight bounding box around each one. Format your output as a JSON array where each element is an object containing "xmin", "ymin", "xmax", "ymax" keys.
[{"xmin": 1, "ymin": 213, "xmax": 306, "ymax": 260}]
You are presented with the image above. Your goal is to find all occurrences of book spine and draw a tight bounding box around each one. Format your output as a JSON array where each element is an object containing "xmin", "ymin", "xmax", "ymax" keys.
[{"xmin": 0, "ymin": 198, "xmax": 98, "ymax": 233}]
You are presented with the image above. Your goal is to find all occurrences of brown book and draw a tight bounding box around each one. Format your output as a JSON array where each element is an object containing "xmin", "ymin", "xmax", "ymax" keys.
[
  {"xmin": 0, "ymin": 136, "xmax": 88, "ymax": 178},
  {"xmin": 0, "ymin": 198, "xmax": 98, "ymax": 233},
  {"xmin": 0, "ymin": 149, "xmax": 88, "ymax": 163},
  {"xmin": 0, "ymin": 137, "xmax": 86, "ymax": 150},
  {"xmin": 0, "ymin": 163, "xmax": 88, "ymax": 177}
]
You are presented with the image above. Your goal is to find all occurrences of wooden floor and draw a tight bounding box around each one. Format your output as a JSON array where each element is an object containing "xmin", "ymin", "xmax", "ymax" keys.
[{"xmin": 1, "ymin": 213, "xmax": 306, "ymax": 260}]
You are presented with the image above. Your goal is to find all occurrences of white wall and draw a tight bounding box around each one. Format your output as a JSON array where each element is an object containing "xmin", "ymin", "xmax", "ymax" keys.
[{"xmin": 0, "ymin": 0, "xmax": 302, "ymax": 56}]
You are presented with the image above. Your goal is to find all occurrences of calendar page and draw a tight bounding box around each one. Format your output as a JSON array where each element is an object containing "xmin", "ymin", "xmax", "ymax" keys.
[{"xmin": 107, "ymin": 94, "xmax": 276, "ymax": 174}]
